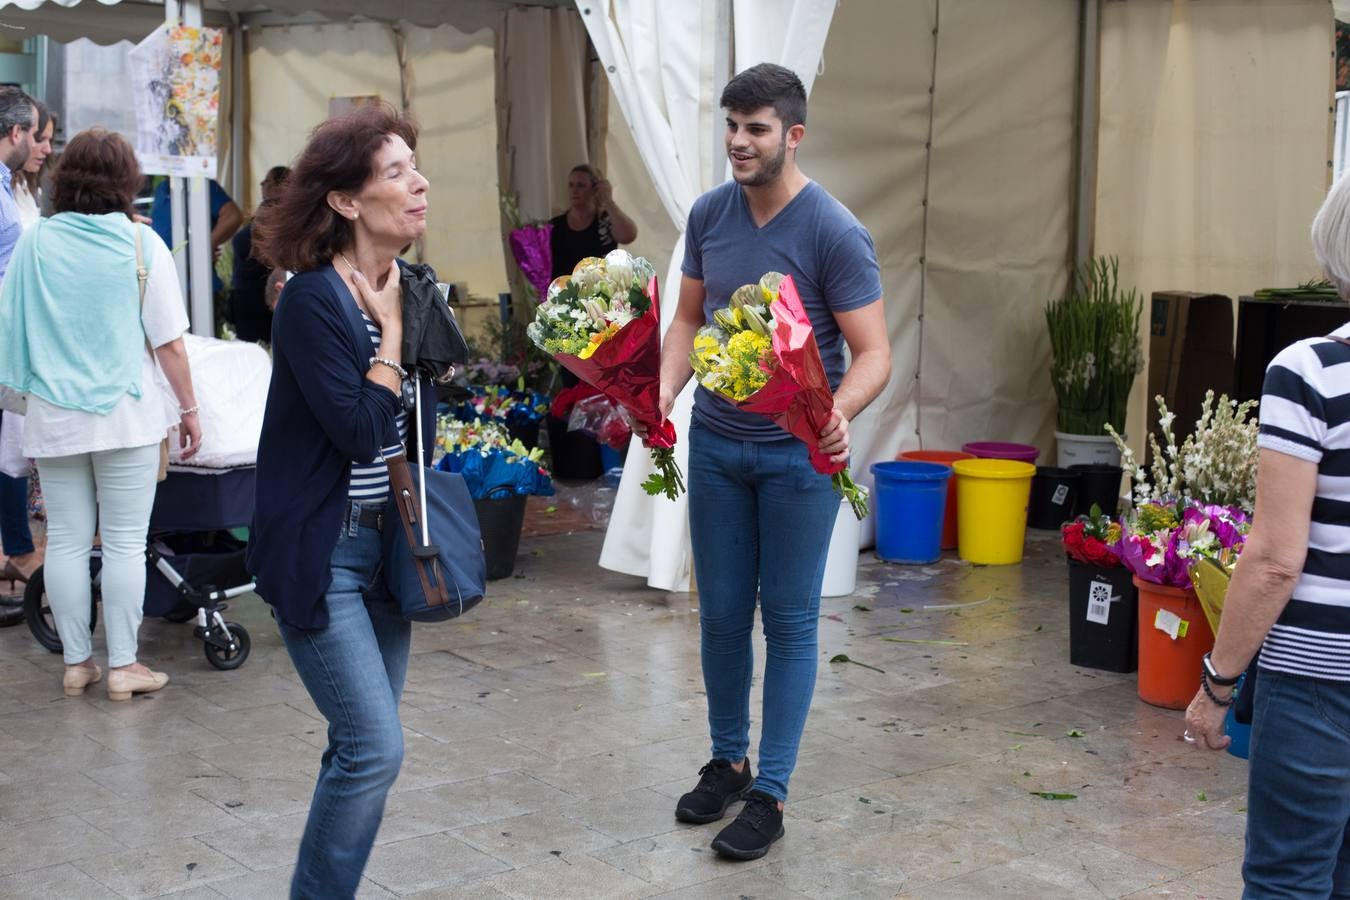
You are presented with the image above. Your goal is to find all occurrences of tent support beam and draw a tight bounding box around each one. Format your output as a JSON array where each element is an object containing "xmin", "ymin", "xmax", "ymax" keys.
[{"xmin": 1072, "ymin": 0, "xmax": 1099, "ymax": 274}]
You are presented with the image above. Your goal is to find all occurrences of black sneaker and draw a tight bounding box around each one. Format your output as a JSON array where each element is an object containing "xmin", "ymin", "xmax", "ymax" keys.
[
  {"xmin": 674, "ymin": 758, "xmax": 753, "ymax": 824},
  {"xmin": 710, "ymin": 790, "xmax": 784, "ymax": 860}
]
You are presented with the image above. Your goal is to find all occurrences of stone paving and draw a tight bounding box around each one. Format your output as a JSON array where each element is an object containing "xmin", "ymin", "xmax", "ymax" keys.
[{"xmin": 0, "ymin": 511, "xmax": 1248, "ymax": 899}]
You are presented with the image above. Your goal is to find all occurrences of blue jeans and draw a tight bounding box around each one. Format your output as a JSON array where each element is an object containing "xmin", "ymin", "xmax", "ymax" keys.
[
  {"xmin": 686, "ymin": 421, "xmax": 841, "ymax": 803},
  {"xmin": 1244, "ymin": 670, "xmax": 1350, "ymax": 899},
  {"xmin": 0, "ymin": 409, "xmax": 34, "ymax": 555},
  {"xmin": 276, "ymin": 501, "xmax": 410, "ymax": 900}
]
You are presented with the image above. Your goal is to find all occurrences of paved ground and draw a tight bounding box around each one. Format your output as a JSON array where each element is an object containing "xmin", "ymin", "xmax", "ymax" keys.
[{"xmin": 0, "ymin": 509, "xmax": 1248, "ymax": 899}]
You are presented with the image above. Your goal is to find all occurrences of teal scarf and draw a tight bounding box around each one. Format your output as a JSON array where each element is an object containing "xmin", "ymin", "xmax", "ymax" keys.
[{"xmin": 0, "ymin": 213, "xmax": 147, "ymax": 414}]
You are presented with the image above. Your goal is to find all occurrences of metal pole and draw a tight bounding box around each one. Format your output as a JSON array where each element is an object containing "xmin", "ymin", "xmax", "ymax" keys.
[
  {"xmin": 230, "ymin": 13, "xmax": 244, "ymax": 204},
  {"xmin": 182, "ymin": 0, "xmax": 214, "ymax": 336},
  {"xmin": 1072, "ymin": 0, "xmax": 1099, "ymax": 273}
]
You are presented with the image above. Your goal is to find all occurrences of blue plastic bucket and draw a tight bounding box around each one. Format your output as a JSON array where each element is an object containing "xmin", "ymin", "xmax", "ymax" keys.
[
  {"xmin": 871, "ymin": 461, "xmax": 952, "ymax": 564},
  {"xmin": 1224, "ymin": 674, "xmax": 1250, "ymax": 760}
]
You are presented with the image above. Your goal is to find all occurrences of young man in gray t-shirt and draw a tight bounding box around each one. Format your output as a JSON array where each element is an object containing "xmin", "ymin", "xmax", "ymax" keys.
[{"xmin": 650, "ymin": 63, "xmax": 891, "ymax": 860}]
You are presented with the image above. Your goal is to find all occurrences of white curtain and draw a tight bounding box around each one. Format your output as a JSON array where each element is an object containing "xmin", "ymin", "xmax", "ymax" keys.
[{"xmin": 582, "ymin": 0, "xmax": 838, "ymax": 591}]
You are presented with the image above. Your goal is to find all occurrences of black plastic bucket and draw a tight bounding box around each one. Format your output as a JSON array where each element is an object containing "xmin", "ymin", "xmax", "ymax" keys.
[
  {"xmin": 1070, "ymin": 463, "xmax": 1124, "ymax": 517},
  {"xmin": 473, "ymin": 493, "xmax": 529, "ymax": 581},
  {"xmin": 1066, "ymin": 557, "xmax": 1138, "ymax": 672},
  {"xmin": 1027, "ymin": 466, "xmax": 1081, "ymax": 530},
  {"xmin": 546, "ymin": 415, "xmax": 603, "ymax": 480},
  {"xmin": 506, "ymin": 419, "xmax": 541, "ymax": 449}
]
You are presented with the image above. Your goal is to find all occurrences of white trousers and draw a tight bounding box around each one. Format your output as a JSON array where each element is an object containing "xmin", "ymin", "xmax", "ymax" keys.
[{"xmin": 37, "ymin": 443, "xmax": 159, "ymax": 667}]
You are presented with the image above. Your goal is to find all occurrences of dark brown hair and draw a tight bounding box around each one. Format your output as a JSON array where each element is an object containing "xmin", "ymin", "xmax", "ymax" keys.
[
  {"xmin": 253, "ymin": 104, "xmax": 417, "ymax": 272},
  {"xmin": 49, "ymin": 128, "xmax": 141, "ymax": 217},
  {"xmin": 20, "ymin": 101, "xmax": 55, "ymax": 198}
]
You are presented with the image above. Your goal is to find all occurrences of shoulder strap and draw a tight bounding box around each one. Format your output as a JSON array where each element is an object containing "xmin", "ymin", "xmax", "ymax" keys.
[{"xmin": 133, "ymin": 224, "xmax": 154, "ymax": 358}]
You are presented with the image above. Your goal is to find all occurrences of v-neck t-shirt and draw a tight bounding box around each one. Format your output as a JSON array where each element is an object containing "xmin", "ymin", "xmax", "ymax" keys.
[{"xmin": 681, "ymin": 179, "xmax": 882, "ymax": 441}]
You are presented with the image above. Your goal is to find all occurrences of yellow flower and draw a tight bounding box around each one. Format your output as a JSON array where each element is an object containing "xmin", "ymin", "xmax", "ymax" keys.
[{"xmin": 577, "ymin": 322, "xmax": 620, "ymax": 359}]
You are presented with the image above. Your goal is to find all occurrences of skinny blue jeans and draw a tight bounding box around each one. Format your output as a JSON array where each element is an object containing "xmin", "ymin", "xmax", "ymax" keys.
[
  {"xmin": 0, "ymin": 411, "xmax": 33, "ymax": 558},
  {"xmin": 1244, "ymin": 669, "xmax": 1350, "ymax": 899},
  {"xmin": 276, "ymin": 501, "xmax": 410, "ymax": 900},
  {"xmin": 687, "ymin": 420, "xmax": 840, "ymax": 803}
]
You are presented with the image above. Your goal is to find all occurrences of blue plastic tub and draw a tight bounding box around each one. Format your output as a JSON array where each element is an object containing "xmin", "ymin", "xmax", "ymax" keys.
[
  {"xmin": 870, "ymin": 461, "xmax": 952, "ymax": 564},
  {"xmin": 1224, "ymin": 674, "xmax": 1250, "ymax": 760}
]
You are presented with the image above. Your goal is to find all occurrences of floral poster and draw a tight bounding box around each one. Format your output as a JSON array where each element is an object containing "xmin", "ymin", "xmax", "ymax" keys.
[{"xmin": 128, "ymin": 24, "xmax": 223, "ymax": 177}]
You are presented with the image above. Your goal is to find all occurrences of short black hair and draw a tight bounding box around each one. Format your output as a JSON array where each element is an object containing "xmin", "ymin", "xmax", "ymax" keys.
[{"xmin": 720, "ymin": 63, "xmax": 807, "ymax": 130}]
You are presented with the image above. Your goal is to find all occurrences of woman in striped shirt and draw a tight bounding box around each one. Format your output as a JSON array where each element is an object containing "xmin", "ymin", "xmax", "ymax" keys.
[
  {"xmin": 247, "ymin": 104, "xmax": 431, "ymax": 900},
  {"xmin": 1186, "ymin": 174, "xmax": 1350, "ymax": 898}
]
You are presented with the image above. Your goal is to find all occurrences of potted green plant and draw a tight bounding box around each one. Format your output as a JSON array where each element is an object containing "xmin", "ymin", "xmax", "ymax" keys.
[{"xmin": 1045, "ymin": 256, "xmax": 1144, "ymax": 467}]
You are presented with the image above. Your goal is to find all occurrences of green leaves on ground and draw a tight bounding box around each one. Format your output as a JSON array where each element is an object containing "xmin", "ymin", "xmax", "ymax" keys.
[
  {"xmin": 1066, "ymin": 728, "xmax": 1085, "ymax": 738},
  {"xmin": 1029, "ymin": 791, "xmax": 1077, "ymax": 800},
  {"xmin": 829, "ymin": 653, "xmax": 885, "ymax": 673}
]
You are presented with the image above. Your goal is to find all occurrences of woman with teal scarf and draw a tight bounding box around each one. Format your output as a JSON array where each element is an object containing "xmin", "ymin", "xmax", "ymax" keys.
[{"xmin": 0, "ymin": 129, "xmax": 201, "ymax": 700}]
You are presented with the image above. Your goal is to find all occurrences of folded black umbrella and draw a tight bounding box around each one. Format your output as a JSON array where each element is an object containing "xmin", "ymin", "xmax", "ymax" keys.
[{"xmin": 399, "ymin": 262, "xmax": 469, "ymax": 381}]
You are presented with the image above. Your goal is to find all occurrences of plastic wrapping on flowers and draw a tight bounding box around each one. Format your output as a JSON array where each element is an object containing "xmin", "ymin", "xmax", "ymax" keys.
[
  {"xmin": 434, "ymin": 416, "xmax": 554, "ymax": 500},
  {"xmin": 1112, "ymin": 499, "xmax": 1249, "ymax": 588},
  {"xmin": 568, "ymin": 394, "xmax": 632, "ymax": 451},
  {"xmin": 450, "ymin": 385, "xmax": 549, "ymax": 427}
]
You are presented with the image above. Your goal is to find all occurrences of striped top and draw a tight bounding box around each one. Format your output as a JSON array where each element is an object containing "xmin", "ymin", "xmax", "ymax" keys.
[
  {"xmin": 1256, "ymin": 323, "xmax": 1350, "ymax": 682},
  {"xmin": 348, "ymin": 312, "xmax": 408, "ymax": 501}
]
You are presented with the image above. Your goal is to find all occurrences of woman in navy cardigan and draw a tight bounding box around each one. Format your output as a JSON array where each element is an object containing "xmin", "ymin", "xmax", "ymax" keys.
[{"xmin": 248, "ymin": 104, "xmax": 431, "ymax": 900}]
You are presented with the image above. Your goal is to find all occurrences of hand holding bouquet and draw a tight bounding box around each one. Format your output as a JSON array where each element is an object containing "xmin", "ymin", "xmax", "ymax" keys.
[
  {"xmin": 526, "ymin": 250, "xmax": 684, "ymax": 500},
  {"xmin": 689, "ymin": 272, "xmax": 870, "ymax": 519}
]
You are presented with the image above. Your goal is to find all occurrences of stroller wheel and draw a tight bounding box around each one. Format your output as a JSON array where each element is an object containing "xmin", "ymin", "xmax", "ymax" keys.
[
  {"xmin": 22, "ymin": 565, "xmax": 98, "ymax": 654},
  {"xmin": 204, "ymin": 621, "xmax": 250, "ymax": 670}
]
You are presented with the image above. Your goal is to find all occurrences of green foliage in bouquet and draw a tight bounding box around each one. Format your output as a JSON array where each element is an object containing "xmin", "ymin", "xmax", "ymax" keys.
[{"xmin": 1045, "ymin": 256, "xmax": 1143, "ymax": 435}]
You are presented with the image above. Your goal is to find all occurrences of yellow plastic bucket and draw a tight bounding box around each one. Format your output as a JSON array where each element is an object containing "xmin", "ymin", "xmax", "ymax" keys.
[{"xmin": 952, "ymin": 458, "xmax": 1036, "ymax": 565}]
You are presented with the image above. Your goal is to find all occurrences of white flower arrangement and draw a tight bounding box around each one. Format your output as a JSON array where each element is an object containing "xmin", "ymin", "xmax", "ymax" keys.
[{"xmin": 1106, "ymin": 391, "xmax": 1259, "ymax": 512}]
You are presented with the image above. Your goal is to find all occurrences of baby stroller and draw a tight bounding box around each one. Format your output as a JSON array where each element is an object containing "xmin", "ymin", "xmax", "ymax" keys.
[
  {"xmin": 22, "ymin": 335, "xmax": 269, "ymax": 671},
  {"xmin": 23, "ymin": 466, "xmax": 254, "ymax": 669}
]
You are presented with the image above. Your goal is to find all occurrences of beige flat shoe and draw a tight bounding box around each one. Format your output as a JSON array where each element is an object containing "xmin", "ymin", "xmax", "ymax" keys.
[
  {"xmin": 106, "ymin": 667, "xmax": 169, "ymax": 701},
  {"xmin": 63, "ymin": 663, "xmax": 103, "ymax": 697}
]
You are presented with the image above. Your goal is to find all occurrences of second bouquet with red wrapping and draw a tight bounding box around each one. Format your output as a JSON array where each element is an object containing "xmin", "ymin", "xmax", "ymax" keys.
[
  {"xmin": 526, "ymin": 250, "xmax": 685, "ymax": 500},
  {"xmin": 690, "ymin": 272, "xmax": 869, "ymax": 519}
]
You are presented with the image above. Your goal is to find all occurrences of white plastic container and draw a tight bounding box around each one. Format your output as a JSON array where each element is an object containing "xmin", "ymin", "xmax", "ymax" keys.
[
  {"xmin": 1055, "ymin": 431, "xmax": 1122, "ymax": 469},
  {"xmin": 821, "ymin": 498, "xmax": 861, "ymax": 597}
]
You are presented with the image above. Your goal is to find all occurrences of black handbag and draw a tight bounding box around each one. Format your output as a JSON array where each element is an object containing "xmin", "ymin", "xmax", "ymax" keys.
[{"xmin": 383, "ymin": 372, "xmax": 486, "ymax": 621}]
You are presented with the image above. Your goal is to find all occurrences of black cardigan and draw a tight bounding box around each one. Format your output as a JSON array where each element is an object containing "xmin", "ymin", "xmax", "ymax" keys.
[{"xmin": 246, "ymin": 263, "xmax": 435, "ymax": 631}]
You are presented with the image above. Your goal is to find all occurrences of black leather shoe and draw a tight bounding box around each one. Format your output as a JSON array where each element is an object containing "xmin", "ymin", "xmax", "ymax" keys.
[
  {"xmin": 675, "ymin": 758, "xmax": 753, "ymax": 824},
  {"xmin": 710, "ymin": 790, "xmax": 784, "ymax": 860},
  {"xmin": 0, "ymin": 605, "xmax": 24, "ymax": 628}
]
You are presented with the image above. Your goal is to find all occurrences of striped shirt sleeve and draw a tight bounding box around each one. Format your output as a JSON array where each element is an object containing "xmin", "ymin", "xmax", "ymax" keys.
[{"xmin": 1258, "ymin": 344, "xmax": 1327, "ymax": 464}]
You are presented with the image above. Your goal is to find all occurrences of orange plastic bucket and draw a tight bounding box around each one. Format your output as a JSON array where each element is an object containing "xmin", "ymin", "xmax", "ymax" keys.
[
  {"xmin": 899, "ymin": 450, "xmax": 973, "ymax": 550},
  {"xmin": 1134, "ymin": 577, "xmax": 1215, "ymax": 709}
]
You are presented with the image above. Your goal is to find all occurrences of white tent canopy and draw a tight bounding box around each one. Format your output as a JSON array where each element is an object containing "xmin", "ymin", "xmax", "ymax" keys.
[{"xmin": 0, "ymin": 0, "xmax": 572, "ymax": 43}]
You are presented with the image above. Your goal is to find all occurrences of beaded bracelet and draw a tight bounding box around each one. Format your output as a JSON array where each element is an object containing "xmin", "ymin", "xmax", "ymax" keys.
[
  {"xmin": 1200, "ymin": 674, "xmax": 1236, "ymax": 707},
  {"xmin": 369, "ymin": 356, "xmax": 408, "ymax": 380},
  {"xmin": 180, "ymin": 405, "xmax": 200, "ymax": 416}
]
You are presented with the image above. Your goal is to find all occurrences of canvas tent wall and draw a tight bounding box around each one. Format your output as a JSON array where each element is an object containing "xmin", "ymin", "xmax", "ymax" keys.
[
  {"xmin": 0, "ymin": 0, "xmax": 1335, "ymax": 595},
  {"xmin": 596, "ymin": 0, "xmax": 1332, "ymax": 590}
]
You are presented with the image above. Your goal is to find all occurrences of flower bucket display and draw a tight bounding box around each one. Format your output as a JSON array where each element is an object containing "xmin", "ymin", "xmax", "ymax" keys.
[
  {"xmin": 436, "ymin": 418, "xmax": 554, "ymax": 581},
  {"xmin": 952, "ymin": 458, "xmax": 1035, "ymax": 565},
  {"xmin": 899, "ymin": 449, "xmax": 972, "ymax": 549},
  {"xmin": 1134, "ymin": 577, "xmax": 1214, "ymax": 709},
  {"xmin": 960, "ymin": 441, "xmax": 1040, "ymax": 464},
  {"xmin": 1063, "ymin": 506, "xmax": 1136, "ymax": 672}
]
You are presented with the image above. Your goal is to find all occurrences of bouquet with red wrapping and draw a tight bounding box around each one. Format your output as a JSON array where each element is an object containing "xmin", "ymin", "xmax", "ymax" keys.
[
  {"xmin": 526, "ymin": 250, "xmax": 683, "ymax": 499},
  {"xmin": 689, "ymin": 273, "xmax": 869, "ymax": 519}
]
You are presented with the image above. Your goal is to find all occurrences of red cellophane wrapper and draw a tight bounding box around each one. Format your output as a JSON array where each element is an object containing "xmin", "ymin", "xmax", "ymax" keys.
[
  {"xmin": 734, "ymin": 275, "xmax": 869, "ymax": 518},
  {"xmin": 551, "ymin": 278, "xmax": 683, "ymax": 498}
]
